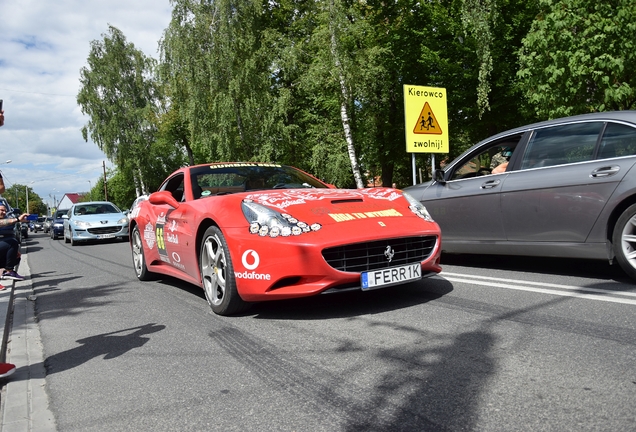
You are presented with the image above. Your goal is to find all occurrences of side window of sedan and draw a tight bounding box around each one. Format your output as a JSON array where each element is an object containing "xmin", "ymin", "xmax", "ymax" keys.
[
  {"xmin": 521, "ymin": 122, "xmax": 602, "ymax": 169},
  {"xmin": 449, "ymin": 136, "xmax": 522, "ymax": 180},
  {"xmin": 597, "ymin": 123, "xmax": 636, "ymax": 159}
]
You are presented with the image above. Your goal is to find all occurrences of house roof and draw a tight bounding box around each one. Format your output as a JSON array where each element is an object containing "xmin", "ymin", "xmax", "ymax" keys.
[{"xmin": 62, "ymin": 193, "xmax": 84, "ymax": 204}]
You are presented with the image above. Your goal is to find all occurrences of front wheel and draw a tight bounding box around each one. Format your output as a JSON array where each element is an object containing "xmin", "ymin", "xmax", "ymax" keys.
[
  {"xmin": 131, "ymin": 226, "xmax": 155, "ymax": 281},
  {"xmin": 613, "ymin": 203, "xmax": 636, "ymax": 279},
  {"xmin": 64, "ymin": 228, "xmax": 70, "ymax": 243},
  {"xmin": 199, "ymin": 226, "xmax": 249, "ymax": 316}
]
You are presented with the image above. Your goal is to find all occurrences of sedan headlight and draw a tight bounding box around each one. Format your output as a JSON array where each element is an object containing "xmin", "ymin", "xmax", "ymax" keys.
[
  {"xmin": 402, "ymin": 191, "xmax": 434, "ymax": 222},
  {"xmin": 74, "ymin": 220, "xmax": 91, "ymax": 228},
  {"xmin": 242, "ymin": 200, "xmax": 320, "ymax": 238},
  {"xmin": 117, "ymin": 217, "xmax": 128, "ymax": 224}
]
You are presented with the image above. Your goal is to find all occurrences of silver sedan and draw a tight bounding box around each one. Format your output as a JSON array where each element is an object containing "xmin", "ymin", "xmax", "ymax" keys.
[
  {"xmin": 405, "ymin": 110, "xmax": 636, "ymax": 279},
  {"xmin": 63, "ymin": 201, "xmax": 129, "ymax": 246}
]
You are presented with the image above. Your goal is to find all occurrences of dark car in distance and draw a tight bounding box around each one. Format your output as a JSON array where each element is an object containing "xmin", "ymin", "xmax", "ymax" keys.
[
  {"xmin": 404, "ymin": 110, "xmax": 636, "ymax": 279},
  {"xmin": 43, "ymin": 217, "xmax": 53, "ymax": 233},
  {"xmin": 50, "ymin": 209, "xmax": 68, "ymax": 240}
]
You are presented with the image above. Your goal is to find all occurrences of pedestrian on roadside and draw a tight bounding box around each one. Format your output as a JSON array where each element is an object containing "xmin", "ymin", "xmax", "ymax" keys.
[
  {"xmin": 0, "ymin": 205, "xmax": 28, "ymax": 280},
  {"xmin": 0, "ymin": 105, "xmax": 25, "ymax": 378}
]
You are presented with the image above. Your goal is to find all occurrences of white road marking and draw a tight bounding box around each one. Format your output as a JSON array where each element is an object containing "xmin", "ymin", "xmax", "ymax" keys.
[{"xmin": 437, "ymin": 272, "xmax": 636, "ymax": 306}]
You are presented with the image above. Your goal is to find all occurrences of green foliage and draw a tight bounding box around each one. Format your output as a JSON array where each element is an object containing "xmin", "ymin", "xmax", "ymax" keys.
[
  {"xmin": 160, "ymin": 0, "xmax": 293, "ymax": 165},
  {"xmin": 88, "ymin": 169, "xmax": 137, "ymax": 210},
  {"xmin": 518, "ymin": 0, "xmax": 636, "ymax": 118},
  {"xmin": 461, "ymin": 0, "xmax": 496, "ymax": 117},
  {"xmin": 77, "ymin": 0, "xmax": 602, "ymax": 191},
  {"xmin": 77, "ymin": 26, "xmax": 182, "ymax": 194},
  {"xmin": 5, "ymin": 184, "xmax": 45, "ymax": 215}
]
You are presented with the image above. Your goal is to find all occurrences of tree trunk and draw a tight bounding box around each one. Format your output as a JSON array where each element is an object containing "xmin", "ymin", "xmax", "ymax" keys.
[{"xmin": 330, "ymin": 4, "xmax": 364, "ymax": 189}]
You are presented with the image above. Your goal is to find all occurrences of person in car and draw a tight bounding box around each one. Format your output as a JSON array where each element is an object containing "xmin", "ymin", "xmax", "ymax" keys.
[{"xmin": 491, "ymin": 147, "xmax": 513, "ymax": 174}]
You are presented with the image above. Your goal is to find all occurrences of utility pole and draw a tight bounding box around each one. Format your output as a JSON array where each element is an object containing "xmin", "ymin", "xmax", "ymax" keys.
[{"xmin": 103, "ymin": 161, "xmax": 108, "ymax": 201}]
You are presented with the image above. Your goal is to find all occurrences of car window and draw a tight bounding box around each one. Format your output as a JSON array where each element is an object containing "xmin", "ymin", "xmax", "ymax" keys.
[
  {"xmin": 449, "ymin": 136, "xmax": 523, "ymax": 180},
  {"xmin": 160, "ymin": 174, "xmax": 185, "ymax": 202},
  {"xmin": 521, "ymin": 122, "xmax": 602, "ymax": 169},
  {"xmin": 597, "ymin": 122, "xmax": 636, "ymax": 159}
]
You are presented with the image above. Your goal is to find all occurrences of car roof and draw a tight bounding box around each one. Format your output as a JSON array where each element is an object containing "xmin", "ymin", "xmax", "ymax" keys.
[{"xmin": 480, "ymin": 110, "xmax": 636, "ymax": 144}]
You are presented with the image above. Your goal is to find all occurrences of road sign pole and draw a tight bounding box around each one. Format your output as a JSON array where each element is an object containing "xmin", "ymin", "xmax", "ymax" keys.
[{"xmin": 412, "ymin": 154, "xmax": 417, "ymax": 185}]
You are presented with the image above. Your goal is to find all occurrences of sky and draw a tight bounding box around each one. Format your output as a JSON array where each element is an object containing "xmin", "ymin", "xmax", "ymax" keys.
[{"xmin": 0, "ymin": 0, "xmax": 173, "ymax": 211}]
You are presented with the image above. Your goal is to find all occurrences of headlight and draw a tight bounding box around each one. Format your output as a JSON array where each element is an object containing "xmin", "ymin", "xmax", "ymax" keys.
[
  {"xmin": 74, "ymin": 220, "xmax": 91, "ymax": 228},
  {"xmin": 241, "ymin": 200, "xmax": 322, "ymax": 238},
  {"xmin": 402, "ymin": 192, "xmax": 434, "ymax": 222},
  {"xmin": 242, "ymin": 201, "xmax": 297, "ymax": 237},
  {"xmin": 117, "ymin": 217, "xmax": 128, "ymax": 224}
]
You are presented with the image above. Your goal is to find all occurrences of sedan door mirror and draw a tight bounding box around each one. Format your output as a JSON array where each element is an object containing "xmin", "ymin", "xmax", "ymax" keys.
[{"xmin": 434, "ymin": 169, "xmax": 446, "ymax": 184}]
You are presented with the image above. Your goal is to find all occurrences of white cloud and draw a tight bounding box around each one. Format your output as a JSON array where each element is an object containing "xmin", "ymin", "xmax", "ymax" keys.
[{"xmin": 0, "ymin": 0, "xmax": 172, "ymax": 210}]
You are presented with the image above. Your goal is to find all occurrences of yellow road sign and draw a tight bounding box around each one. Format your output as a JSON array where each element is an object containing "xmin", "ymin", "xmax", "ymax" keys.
[{"xmin": 403, "ymin": 85, "xmax": 448, "ymax": 153}]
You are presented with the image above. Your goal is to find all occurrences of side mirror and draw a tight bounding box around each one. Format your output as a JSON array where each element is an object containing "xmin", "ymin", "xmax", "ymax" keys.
[
  {"xmin": 62, "ymin": 215, "xmax": 68, "ymax": 219},
  {"xmin": 148, "ymin": 191, "xmax": 181, "ymax": 209},
  {"xmin": 434, "ymin": 169, "xmax": 446, "ymax": 184}
]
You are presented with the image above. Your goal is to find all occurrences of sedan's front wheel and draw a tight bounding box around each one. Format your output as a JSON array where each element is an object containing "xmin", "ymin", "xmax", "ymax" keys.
[
  {"xmin": 613, "ymin": 203, "xmax": 636, "ymax": 279},
  {"xmin": 199, "ymin": 226, "xmax": 248, "ymax": 316}
]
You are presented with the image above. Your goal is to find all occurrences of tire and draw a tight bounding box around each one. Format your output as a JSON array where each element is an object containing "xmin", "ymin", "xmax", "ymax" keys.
[
  {"xmin": 131, "ymin": 226, "xmax": 155, "ymax": 281},
  {"xmin": 199, "ymin": 226, "xmax": 248, "ymax": 316},
  {"xmin": 613, "ymin": 203, "xmax": 636, "ymax": 279},
  {"xmin": 64, "ymin": 228, "xmax": 70, "ymax": 243},
  {"xmin": 70, "ymin": 234, "xmax": 77, "ymax": 246}
]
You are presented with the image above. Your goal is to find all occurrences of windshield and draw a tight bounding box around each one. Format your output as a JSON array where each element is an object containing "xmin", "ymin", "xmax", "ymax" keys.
[
  {"xmin": 74, "ymin": 203, "xmax": 120, "ymax": 215},
  {"xmin": 190, "ymin": 163, "xmax": 328, "ymax": 199}
]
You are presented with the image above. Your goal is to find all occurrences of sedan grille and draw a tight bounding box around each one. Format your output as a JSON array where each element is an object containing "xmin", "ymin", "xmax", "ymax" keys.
[
  {"xmin": 322, "ymin": 236, "xmax": 437, "ymax": 273},
  {"xmin": 87, "ymin": 226, "xmax": 121, "ymax": 235}
]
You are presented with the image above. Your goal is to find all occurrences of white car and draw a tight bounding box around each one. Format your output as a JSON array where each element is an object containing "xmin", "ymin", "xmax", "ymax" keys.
[{"xmin": 63, "ymin": 201, "xmax": 129, "ymax": 246}]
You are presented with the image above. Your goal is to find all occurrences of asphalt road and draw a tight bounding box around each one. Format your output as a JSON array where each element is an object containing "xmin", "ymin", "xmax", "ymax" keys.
[{"xmin": 26, "ymin": 231, "xmax": 636, "ymax": 431}]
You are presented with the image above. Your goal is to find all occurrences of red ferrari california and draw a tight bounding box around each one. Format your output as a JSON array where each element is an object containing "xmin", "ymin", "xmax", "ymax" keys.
[{"xmin": 129, "ymin": 163, "xmax": 442, "ymax": 315}]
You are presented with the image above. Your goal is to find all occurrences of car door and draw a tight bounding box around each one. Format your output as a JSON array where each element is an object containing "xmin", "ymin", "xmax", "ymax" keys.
[
  {"xmin": 501, "ymin": 121, "xmax": 636, "ymax": 242},
  {"xmin": 154, "ymin": 172, "xmax": 198, "ymax": 280},
  {"xmin": 417, "ymin": 137, "xmax": 525, "ymax": 244}
]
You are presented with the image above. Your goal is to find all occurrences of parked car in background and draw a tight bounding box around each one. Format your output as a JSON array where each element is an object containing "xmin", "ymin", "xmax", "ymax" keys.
[
  {"xmin": 130, "ymin": 162, "xmax": 442, "ymax": 316},
  {"xmin": 0, "ymin": 197, "xmax": 23, "ymax": 243},
  {"xmin": 50, "ymin": 210, "xmax": 68, "ymax": 240},
  {"xmin": 43, "ymin": 217, "xmax": 53, "ymax": 233},
  {"xmin": 404, "ymin": 110, "xmax": 636, "ymax": 279},
  {"xmin": 33, "ymin": 217, "xmax": 45, "ymax": 232},
  {"xmin": 63, "ymin": 201, "xmax": 129, "ymax": 245},
  {"xmin": 127, "ymin": 195, "xmax": 148, "ymax": 222}
]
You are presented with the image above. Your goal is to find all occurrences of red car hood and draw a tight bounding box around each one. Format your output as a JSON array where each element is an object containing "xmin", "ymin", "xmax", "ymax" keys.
[{"xmin": 242, "ymin": 187, "xmax": 418, "ymax": 226}]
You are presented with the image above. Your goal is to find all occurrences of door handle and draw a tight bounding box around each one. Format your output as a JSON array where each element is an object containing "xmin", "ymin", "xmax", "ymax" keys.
[
  {"xmin": 590, "ymin": 166, "xmax": 620, "ymax": 178},
  {"xmin": 481, "ymin": 179, "xmax": 501, "ymax": 189}
]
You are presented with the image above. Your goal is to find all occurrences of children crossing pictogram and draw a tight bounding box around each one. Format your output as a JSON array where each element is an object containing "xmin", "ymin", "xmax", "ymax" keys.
[{"xmin": 413, "ymin": 102, "xmax": 442, "ymax": 135}]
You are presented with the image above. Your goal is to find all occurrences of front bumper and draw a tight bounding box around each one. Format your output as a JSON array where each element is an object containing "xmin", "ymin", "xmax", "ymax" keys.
[
  {"xmin": 70, "ymin": 225, "xmax": 129, "ymax": 241},
  {"xmin": 224, "ymin": 226, "xmax": 442, "ymax": 302}
]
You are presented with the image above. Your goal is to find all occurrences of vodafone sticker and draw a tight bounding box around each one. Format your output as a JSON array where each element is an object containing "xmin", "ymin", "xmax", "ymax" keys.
[{"xmin": 242, "ymin": 250, "xmax": 260, "ymax": 270}]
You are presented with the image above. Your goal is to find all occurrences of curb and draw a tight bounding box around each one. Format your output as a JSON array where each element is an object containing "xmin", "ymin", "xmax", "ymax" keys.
[
  {"xmin": 0, "ymin": 239, "xmax": 57, "ymax": 431},
  {"xmin": 0, "ymin": 279, "xmax": 15, "ymax": 364}
]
